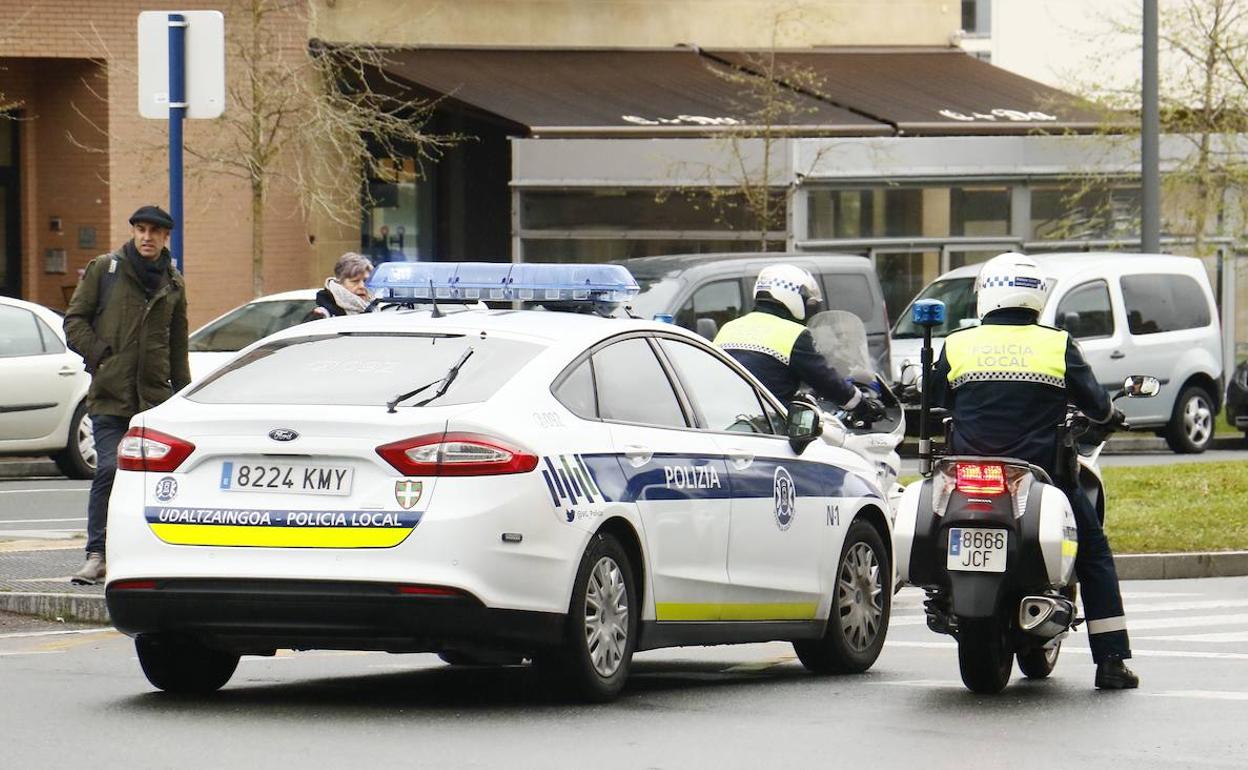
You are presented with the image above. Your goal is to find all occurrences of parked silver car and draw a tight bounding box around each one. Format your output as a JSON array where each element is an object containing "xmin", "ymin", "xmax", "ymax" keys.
[{"xmin": 892, "ymin": 253, "xmax": 1223, "ymax": 453}]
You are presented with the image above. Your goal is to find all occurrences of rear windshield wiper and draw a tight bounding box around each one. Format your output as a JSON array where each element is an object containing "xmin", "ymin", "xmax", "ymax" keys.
[{"xmin": 386, "ymin": 347, "xmax": 475, "ymax": 413}]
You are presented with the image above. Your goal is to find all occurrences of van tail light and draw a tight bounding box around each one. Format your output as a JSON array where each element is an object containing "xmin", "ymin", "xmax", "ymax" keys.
[
  {"xmin": 955, "ymin": 462, "xmax": 1007, "ymax": 496},
  {"xmin": 377, "ymin": 432, "xmax": 539, "ymax": 477},
  {"xmin": 116, "ymin": 427, "xmax": 195, "ymax": 472}
]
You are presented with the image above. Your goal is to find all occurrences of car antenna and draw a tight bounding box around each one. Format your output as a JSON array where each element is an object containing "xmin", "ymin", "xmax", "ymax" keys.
[{"xmin": 429, "ymin": 279, "xmax": 443, "ymax": 318}]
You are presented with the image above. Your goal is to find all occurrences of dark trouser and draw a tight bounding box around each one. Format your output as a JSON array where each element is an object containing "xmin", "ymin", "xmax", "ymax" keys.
[
  {"xmin": 1064, "ymin": 483, "xmax": 1131, "ymax": 663},
  {"xmin": 85, "ymin": 415, "xmax": 129, "ymax": 556}
]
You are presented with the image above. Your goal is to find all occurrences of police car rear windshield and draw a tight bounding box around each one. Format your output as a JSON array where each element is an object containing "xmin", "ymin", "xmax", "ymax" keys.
[{"xmin": 185, "ymin": 333, "xmax": 544, "ymax": 407}]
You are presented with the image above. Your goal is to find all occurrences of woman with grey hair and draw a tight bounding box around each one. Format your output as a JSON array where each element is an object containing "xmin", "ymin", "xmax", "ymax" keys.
[{"xmin": 306, "ymin": 252, "xmax": 374, "ymax": 320}]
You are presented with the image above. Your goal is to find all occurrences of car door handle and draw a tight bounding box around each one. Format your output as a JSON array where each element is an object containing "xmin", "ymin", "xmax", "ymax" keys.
[
  {"xmin": 622, "ymin": 444, "xmax": 653, "ymax": 468},
  {"xmin": 1110, "ymin": 350, "xmax": 1126, "ymax": 359},
  {"xmin": 724, "ymin": 448, "xmax": 754, "ymax": 470},
  {"xmin": 57, "ymin": 367, "xmax": 78, "ymax": 377}
]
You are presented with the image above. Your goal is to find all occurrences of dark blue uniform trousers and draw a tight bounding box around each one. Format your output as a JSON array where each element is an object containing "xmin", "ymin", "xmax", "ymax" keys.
[{"xmin": 1064, "ymin": 482, "xmax": 1131, "ymax": 662}]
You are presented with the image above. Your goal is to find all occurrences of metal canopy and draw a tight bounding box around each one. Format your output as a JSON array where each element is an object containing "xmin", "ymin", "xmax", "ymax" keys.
[
  {"xmin": 708, "ymin": 48, "xmax": 1109, "ymax": 136},
  {"xmin": 377, "ymin": 48, "xmax": 890, "ymax": 137}
]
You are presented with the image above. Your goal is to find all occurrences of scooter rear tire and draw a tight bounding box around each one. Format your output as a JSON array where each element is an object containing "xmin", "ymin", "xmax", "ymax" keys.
[
  {"xmin": 1017, "ymin": 643, "xmax": 1061, "ymax": 679},
  {"xmin": 957, "ymin": 616, "xmax": 1013, "ymax": 694}
]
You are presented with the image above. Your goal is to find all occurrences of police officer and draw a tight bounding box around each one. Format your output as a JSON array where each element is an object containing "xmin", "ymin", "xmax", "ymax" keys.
[
  {"xmin": 715, "ymin": 264, "xmax": 885, "ymax": 422},
  {"xmin": 928, "ymin": 252, "xmax": 1138, "ymax": 690}
]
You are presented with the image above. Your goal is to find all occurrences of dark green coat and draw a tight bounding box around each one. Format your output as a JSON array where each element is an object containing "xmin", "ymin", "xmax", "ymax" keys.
[{"xmin": 63, "ymin": 246, "xmax": 191, "ymax": 419}]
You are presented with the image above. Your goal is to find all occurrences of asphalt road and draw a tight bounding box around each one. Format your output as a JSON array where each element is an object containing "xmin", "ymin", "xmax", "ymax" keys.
[{"xmin": 2, "ymin": 577, "xmax": 1246, "ymax": 769}]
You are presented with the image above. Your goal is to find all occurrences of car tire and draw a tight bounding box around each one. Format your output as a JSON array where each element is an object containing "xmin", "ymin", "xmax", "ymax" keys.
[
  {"xmin": 1164, "ymin": 385, "xmax": 1215, "ymax": 454},
  {"xmin": 538, "ymin": 532, "xmax": 637, "ymax": 702},
  {"xmin": 135, "ymin": 635, "xmax": 239, "ymax": 694},
  {"xmin": 793, "ymin": 519, "xmax": 891, "ymax": 675},
  {"xmin": 53, "ymin": 402, "xmax": 96, "ymax": 480}
]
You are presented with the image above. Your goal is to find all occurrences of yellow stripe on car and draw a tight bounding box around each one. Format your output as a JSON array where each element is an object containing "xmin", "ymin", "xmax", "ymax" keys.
[
  {"xmin": 149, "ymin": 524, "xmax": 414, "ymax": 548},
  {"xmin": 655, "ymin": 602, "xmax": 819, "ymax": 621}
]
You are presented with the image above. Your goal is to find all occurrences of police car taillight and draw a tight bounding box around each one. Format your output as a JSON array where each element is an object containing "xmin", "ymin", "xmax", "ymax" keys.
[
  {"xmin": 116, "ymin": 427, "xmax": 196, "ymax": 472},
  {"xmin": 954, "ymin": 462, "xmax": 1007, "ymax": 496},
  {"xmin": 377, "ymin": 432, "xmax": 539, "ymax": 476}
]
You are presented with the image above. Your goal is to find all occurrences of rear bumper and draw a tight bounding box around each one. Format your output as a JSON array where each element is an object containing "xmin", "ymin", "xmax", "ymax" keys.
[{"xmin": 106, "ymin": 579, "xmax": 565, "ymax": 654}]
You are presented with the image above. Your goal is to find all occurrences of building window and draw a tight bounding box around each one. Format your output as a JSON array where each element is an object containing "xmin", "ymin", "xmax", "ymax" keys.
[
  {"xmin": 1031, "ymin": 183, "xmax": 1142, "ymax": 241},
  {"xmin": 962, "ymin": 0, "xmax": 990, "ymax": 36},
  {"xmin": 361, "ymin": 157, "xmax": 434, "ymax": 264},
  {"xmin": 807, "ymin": 185, "xmax": 1009, "ymax": 241}
]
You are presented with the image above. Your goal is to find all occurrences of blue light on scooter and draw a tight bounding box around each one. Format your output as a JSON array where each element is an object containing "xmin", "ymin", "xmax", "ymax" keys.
[{"xmin": 911, "ymin": 299, "xmax": 946, "ymax": 327}]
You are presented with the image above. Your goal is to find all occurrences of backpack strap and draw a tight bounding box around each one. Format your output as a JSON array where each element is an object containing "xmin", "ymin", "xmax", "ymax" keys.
[{"xmin": 93, "ymin": 256, "xmax": 119, "ymax": 331}]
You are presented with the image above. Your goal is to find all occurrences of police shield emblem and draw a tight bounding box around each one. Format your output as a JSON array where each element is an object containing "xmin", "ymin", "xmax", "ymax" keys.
[
  {"xmin": 773, "ymin": 466, "xmax": 796, "ymax": 531},
  {"xmin": 395, "ymin": 480, "xmax": 423, "ymax": 510}
]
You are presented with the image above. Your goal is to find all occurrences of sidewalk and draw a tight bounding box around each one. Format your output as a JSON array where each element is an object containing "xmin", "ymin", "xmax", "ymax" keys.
[{"xmin": 3, "ymin": 535, "xmax": 1247, "ymax": 626}]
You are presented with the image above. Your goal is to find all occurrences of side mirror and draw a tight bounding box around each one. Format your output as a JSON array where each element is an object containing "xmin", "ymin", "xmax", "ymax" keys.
[
  {"xmin": 898, "ymin": 361, "xmax": 919, "ymax": 388},
  {"xmin": 786, "ymin": 399, "xmax": 823, "ymax": 454},
  {"xmin": 695, "ymin": 317, "xmax": 719, "ymax": 340},
  {"xmin": 1059, "ymin": 311, "xmax": 1081, "ymax": 332},
  {"xmin": 958, "ymin": 318, "xmax": 981, "ymax": 329},
  {"xmin": 1122, "ymin": 375, "xmax": 1161, "ymax": 398}
]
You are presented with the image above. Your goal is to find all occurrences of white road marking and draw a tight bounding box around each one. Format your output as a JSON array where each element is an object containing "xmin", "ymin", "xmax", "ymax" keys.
[
  {"xmin": 1126, "ymin": 613, "xmax": 1248, "ymax": 631},
  {"xmin": 0, "ymin": 627, "xmax": 114, "ymax": 640},
  {"xmin": 0, "ymin": 489, "xmax": 88, "ymax": 495},
  {"xmin": 0, "ymin": 518, "xmax": 87, "ymax": 524},
  {"xmin": 1144, "ymin": 632, "xmax": 1248, "ymax": 644},
  {"xmin": 0, "ymin": 650, "xmax": 64, "ymax": 658},
  {"xmin": 1147, "ymin": 690, "xmax": 1248, "ymax": 702},
  {"xmin": 885, "ymin": 640, "xmax": 1248, "ymax": 660},
  {"xmin": 1122, "ymin": 599, "xmax": 1248, "ymax": 614}
]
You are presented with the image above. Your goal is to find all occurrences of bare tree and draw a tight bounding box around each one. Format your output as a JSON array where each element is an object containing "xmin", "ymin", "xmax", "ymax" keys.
[
  {"xmin": 1056, "ymin": 0, "xmax": 1248, "ymax": 257},
  {"xmin": 187, "ymin": 0, "xmax": 455, "ymax": 296},
  {"xmin": 658, "ymin": 7, "xmax": 834, "ymax": 251}
]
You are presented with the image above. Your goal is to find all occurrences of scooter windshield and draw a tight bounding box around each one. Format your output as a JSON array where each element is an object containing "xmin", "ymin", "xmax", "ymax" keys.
[{"xmin": 807, "ymin": 310, "xmax": 875, "ymax": 380}]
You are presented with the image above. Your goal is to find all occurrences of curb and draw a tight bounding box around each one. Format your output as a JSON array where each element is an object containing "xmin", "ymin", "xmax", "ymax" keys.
[
  {"xmin": 0, "ymin": 459, "xmax": 60, "ymax": 478},
  {"xmin": 1113, "ymin": 550, "xmax": 1248, "ymax": 580},
  {"xmin": 0, "ymin": 592, "xmax": 109, "ymax": 624}
]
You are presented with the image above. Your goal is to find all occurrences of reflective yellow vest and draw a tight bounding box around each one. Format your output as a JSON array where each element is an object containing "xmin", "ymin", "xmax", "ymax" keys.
[
  {"xmin": 714, "ymin": 311, "xmax": 805, "ymax": 365},
  {"xmin": 944, "ymin": 323, "xmax": 1068, "ymax": 389}
]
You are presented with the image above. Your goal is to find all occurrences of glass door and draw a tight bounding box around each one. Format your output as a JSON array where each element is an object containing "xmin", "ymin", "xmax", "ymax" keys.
[{"xmin": 0, "ymin": 116, "xmax": 20, "ymax": 297}]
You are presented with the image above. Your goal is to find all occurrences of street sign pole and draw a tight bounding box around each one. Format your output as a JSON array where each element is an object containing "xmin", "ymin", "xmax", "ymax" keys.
[{"xmin": 168, "ymin": 13, "xmax": 188, "ymax": 272}]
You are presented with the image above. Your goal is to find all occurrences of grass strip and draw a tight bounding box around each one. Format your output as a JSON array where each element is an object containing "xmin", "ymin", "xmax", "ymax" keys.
[{"xmin": 1103, "ymin": 461, "xmax": 1248, "ymax": 554}]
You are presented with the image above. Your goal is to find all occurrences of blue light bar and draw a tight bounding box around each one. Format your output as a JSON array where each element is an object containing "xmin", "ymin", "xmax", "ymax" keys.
[
  {"xmin": 911, "ymin": 299, "xmax": 947, "ymax": 328},
  {"xmin": 367, "ymin": 262, "xmax": 640, "ymax": 312}
]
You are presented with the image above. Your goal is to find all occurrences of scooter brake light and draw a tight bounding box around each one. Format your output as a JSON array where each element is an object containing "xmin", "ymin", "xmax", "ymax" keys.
[{"xmin": 955, "ymin": 462, "xmax": 1006, "ymax": 495}]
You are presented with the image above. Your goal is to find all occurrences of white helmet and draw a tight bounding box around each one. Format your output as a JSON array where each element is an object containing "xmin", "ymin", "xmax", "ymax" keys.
[
  {"xmin": 754, "ymin": 264, "xmax": 822, "ymax": 321},
  {"xmin": 975, "ymin": 252, "xmax": 1050, "ymax": 319}
]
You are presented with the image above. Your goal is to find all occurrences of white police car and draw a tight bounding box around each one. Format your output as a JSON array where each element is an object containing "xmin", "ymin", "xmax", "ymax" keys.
[{"xmin": 105, "ymin": 263, "xmax": 893, "ymax": 701}]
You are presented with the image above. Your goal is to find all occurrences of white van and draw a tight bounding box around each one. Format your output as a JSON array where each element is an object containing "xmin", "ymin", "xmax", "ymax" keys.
[{"xmin": 891, "ymin": 253, "xmax": 1223, "ymax": 453}]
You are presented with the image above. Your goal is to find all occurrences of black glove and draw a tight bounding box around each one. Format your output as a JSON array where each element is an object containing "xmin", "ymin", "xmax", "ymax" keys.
[
  {"xmin": 1107, "ymin": 407, "xmax": 1128, "ymax": 429},
  {"xmin": 850, "ymin": 393, "xmax": 887, "ymax": 425}
]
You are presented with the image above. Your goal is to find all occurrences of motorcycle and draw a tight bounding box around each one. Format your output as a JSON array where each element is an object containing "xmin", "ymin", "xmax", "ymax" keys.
[
  {"xmin": 803, "ymin": 310, "xmax": 907, "ymax": 517},
  {"xmin": 892, "ymin": 299, "xmax": 1159, "ymax": 693}
]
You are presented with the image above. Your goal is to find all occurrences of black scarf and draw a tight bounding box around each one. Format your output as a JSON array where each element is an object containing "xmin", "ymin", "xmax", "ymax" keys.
[{"xmin": 124, "ymin": 240, "xmax": 170, "ymax": 299}]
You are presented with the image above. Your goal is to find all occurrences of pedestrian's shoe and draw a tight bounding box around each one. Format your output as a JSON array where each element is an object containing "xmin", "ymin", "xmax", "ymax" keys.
[
  {"xmin": 70, "ymin": 552, "xmax": 106, "ymax": 585},
  {"xmin": 1095, "ymin": 657, "xmax": 1139, "ymax": 690}
]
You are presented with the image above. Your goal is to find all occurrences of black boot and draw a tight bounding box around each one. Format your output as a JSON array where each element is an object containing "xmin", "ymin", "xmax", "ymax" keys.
[{"xmin": 1095, "ymin": 657, "xmax": 1139, "ymax": 690}]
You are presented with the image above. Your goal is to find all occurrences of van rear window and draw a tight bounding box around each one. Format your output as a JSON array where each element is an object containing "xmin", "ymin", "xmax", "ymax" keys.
[{"xmin": 1120, "ymin": 274, "xmax": 1210, "ymax": 335}]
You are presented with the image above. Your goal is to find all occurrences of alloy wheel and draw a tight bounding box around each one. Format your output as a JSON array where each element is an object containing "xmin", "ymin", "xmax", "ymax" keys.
[
  {"xmin": 583, "ymin": 555, "xmax": 629, "ymax": 678},
  {"xmin": 838, "ymin": 542, "xmax": 884, "ymax": 652},
  {"xmin": 77, "ymin": 413, "xmax": 97, "ymax": 471},
  {"xmin": 1184, "ymin": 393, "xmax": 1213, "ymax": 446}
]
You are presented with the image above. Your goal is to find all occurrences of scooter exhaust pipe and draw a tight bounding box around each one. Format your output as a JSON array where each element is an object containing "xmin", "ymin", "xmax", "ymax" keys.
[{"xmin": 1019, "ymin": 596, "xmax": 1076, "ymax": 639}]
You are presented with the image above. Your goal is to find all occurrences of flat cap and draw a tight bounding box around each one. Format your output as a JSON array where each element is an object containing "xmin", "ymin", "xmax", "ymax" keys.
[{"xmin": 128, "ymin": 205, "xmax": 175, "ymax": 229}]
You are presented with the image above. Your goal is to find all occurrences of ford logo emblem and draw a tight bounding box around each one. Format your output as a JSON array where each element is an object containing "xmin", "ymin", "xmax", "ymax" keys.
[{"xmin": 268, "ymin": 429, "xmax": 299, "ymax": 442}]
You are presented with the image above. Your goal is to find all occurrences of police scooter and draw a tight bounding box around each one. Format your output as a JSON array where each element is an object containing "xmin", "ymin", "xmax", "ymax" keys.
[
  {"xmin": 892, "ymin": 299, "xmax": 1159, "ymax": 693},
  {"xmin": 804, "ymin": 310, "xmax": 906, "ymax": 517}
]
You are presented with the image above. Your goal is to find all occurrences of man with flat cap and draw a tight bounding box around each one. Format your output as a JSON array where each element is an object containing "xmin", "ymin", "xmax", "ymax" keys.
[{"xmin": 64, "ymin": 205, "xmax": 190, "ymax": 584}]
